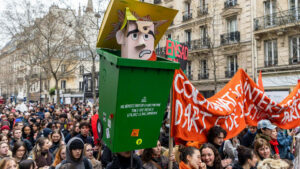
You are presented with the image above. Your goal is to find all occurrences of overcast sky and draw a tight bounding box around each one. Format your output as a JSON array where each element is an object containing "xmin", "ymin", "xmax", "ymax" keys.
[{"xmin": 0, "ymin": 0, "xmax": 109, "ymax": 49}]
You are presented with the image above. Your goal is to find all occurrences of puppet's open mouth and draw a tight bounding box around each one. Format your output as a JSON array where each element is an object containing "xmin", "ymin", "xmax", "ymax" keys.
[{"xmin": 139, "ymin": 50, "xmax": 151, "ymax": 58}]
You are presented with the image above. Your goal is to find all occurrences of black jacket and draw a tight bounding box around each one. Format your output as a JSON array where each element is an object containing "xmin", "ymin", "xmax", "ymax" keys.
[{"xmin": 106, "ymin": 154, "xmax": 143, "ymax": 169}]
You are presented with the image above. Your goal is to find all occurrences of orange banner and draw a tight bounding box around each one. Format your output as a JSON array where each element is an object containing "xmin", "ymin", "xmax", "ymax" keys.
[{"xmin": 171, "ymin": 69, "xmax": 300, "ymax": 143}]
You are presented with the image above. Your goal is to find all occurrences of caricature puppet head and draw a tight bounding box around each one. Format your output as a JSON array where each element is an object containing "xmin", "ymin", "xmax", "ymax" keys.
[{"xmin": 116, "ymin": 8, "xmax": 155, "ymax": 60}]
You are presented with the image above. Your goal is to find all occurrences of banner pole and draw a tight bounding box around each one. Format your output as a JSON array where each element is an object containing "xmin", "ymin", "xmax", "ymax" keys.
[{"xmin": 168, "ymin": 86, "xmax": 173, "ymax": 169}]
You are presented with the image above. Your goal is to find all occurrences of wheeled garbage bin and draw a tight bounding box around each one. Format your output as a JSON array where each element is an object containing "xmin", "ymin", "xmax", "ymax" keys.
[{"xmin": 97, "ymin": 48, "xmax": 180, "ymax": 153}]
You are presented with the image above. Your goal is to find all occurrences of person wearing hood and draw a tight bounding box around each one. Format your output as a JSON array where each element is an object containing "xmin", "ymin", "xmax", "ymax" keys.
[{"xmin": 55, "ymin": 137, "xmax": 92, "ymax": 169}]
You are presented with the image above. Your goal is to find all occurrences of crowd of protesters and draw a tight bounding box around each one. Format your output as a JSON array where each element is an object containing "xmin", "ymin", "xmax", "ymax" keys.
[{"xmin": 0, "ymin": 102, "xmax": 299, "ymax": 169}]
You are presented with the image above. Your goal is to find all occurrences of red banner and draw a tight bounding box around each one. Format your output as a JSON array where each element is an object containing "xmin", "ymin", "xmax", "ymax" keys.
[{"xmin": 171, "ymin": 69, "xmax": 300, "ymax": 143}]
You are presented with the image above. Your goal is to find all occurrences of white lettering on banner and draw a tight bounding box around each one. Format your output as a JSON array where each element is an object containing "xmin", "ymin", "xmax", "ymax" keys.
[
  {"xmin": 183, "ymin": 81, "xmax": 194, "ymax": 99},
  {"xmin": 175, "ymin": 100, "xmax": 183, "ymax": 125},
  {"xmin": 174, "ymin": 73, "xmax": 184, "ymax": 94},
  {"xmin": 199, "ymin": 111, "xmax": 212, "ymax": 134}
]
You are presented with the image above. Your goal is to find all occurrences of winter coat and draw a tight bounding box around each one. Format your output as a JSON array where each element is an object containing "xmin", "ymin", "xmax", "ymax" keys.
[
  {"xmin": 76, "ymin": 134, "xmax": 94, "ymax": 146},
  {"xmin": 56, "ymin": 137, "xmax": 92, "ymax": 169},
  {"xmin": 241, "ymin": 130, "xmax": 257, "ymax": 148},
  {"xmin": 10, "ymin": 138, "xmax": 33, "ymax": 152},
  {"xmin": 106, "ymin": 153, "xmax": 143, "ymax": 169}
]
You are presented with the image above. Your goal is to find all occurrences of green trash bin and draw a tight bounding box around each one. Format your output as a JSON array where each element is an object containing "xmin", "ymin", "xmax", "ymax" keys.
[{"xmin": 97, "ymin": 49, "xmax": 180, "ymax": 153}]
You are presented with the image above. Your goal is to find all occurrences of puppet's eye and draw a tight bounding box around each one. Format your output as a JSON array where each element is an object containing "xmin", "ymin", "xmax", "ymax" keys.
[
  {"xmin": 143, "ymin": 34, "xmax": 149, "ymax": 40},
  {"xmin": 131, "ymin": 33, "xmax": 138, "ymax": 40}
]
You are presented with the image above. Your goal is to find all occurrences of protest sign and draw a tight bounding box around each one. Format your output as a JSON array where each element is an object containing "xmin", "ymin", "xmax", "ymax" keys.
[
  {"xmin": 166, "ymin": 39, "xmax": 188, "ymax": 71},
  {"xmin": 171, "ymin": 69, "xmax": 300, "ymax": 143}
]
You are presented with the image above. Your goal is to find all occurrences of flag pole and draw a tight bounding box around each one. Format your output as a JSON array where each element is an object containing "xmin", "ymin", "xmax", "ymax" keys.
[{"xmin": 168, "ymin": 86, "xmax": 173, "ymax": 169}]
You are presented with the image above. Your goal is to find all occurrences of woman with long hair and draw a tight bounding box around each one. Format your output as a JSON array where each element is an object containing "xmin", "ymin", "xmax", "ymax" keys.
[
  {"xmin": 0, "ymin": 134, "xmax": 9, "ymax": 144},
  {"xmin": 50, "ymin": 145, "xmax": 66, "ymax": 169},
  {"xmin": 12, "ymin": 141, "xmax": 28, "ymax": 163},
  {"xmin": 22, "ymin": 125, "xmax": 35, "ymax": 145},
  {"xmin": 200, "ymin": 143, "xmax": 223, "ymax": 169},
  {"xmin": 65, "ymin": 122, "xmax": 80, "ymax": 143},
  {"xmin": 49, "ymin": 130, "xmax": 64, "ymax": 154},
  {"xmin": 0, "ymin": 157, "xmax": 18, "ymax": 169},
  {"xmin": 32, "ymin": 137, "xmax": 52, "ymax": 168},
  {"xmin": 84, "ymin": 144, "xmax": 102, "ymax": 169}
]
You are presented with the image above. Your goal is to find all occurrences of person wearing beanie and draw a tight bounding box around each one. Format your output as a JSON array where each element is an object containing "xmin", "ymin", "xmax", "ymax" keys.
[
  {"xmin": 55, "ymin": 137, "xmax": 92, "ymax": 169},
  {"xmin": 0, "ymin": 126, "xmax": 10, "ymax": 136}
]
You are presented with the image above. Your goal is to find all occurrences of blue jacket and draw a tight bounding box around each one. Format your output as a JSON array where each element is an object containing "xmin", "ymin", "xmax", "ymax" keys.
[{"xmin": 277, "ymin": 130, "xmax": 294, "ymax": 160}]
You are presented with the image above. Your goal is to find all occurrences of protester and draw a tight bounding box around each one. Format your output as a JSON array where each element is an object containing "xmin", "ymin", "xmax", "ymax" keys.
[
  {"xmin": 0, "ymin": 134, "xmax": 9, "ymax": 143},
  {"xmin": 106, "ymin": 151, "xmax": 143, "ymax": 169},
  {"xmin": 255, "ymin": 120, "xmax": 276, "ymax": 144},
  {"xmin": 22, "ymin": 125, "xmax": 35, "ymax": 146},
  {"xmin": 0, "ymin": 157, "xmax": 18, "ymax": 169},
  {"xmin": 1, "ymin": 125, "xmax": 10, "ymax": 136},
  {"xmin": 84, "ymin": 143, "xmax": 102, "ymax": 169},
  {"xmin": 223, "ymin": 136, "xmax": 240, "ymax": 163},
  {"xmin": 277, "ymin": 128, "xmax": 294, "ymax": 160},
  {"xmin": 200, "ymin": 143, "xmax": 223, "ymax": 169},
  {"xmin": 233, "ymin": 145, "xmax": 257, "ymax": 169},
  {"xmin": 241, "ymin": 126, "xmax": 257, "ymax": 148},
  {"xmin": 12, "ymin": 141, "xmax": 28, "ymax": 163},
  {"xmin": 10, "ymin": 128, "xmax": 32, "ymax": 152},
  {"xmin": 76, "ymin": 121, "xmax": 94, "ymax": 146},
  {"xmin": 49, "ymin": 130, "xmax": 64, "ymax": 154},
  {"xmin": 0, "ymin": 141, "xmax": 10, "ymax": 160},
  {"xmin": 32, "ymin": 137, "xmax": 53, "ymax": 168},
  {"xmin": 51, "ymin": 145, "xmax": 66, "ymax": 169},
  {"xmin": 254, "ymin": 138, "xmax": 273, "ymax": 161},
  {"xmin": 178, "ymin": 146, "xmax": 206, "ymax": 169},
  {"xmin": 19, "ymin": 159, "xmax": 37, "ymax": 169},
  {"xmin": 56, "ymin": 137, "xmax": 92, "ymax": 169}
]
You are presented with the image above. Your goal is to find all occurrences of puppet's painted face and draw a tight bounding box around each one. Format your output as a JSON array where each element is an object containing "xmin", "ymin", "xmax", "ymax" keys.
[{"xmin": 116, "ymin": 21, "xmax": 155, "ymax": 60}]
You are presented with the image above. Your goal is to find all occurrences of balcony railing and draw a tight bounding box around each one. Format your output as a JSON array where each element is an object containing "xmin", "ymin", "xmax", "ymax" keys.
[
  {"xmin": 154, "ymin": 0, "xmax": 161, "ymax": 4},
  {"xmin": 264, "ymin": 59, "xmax": 278, "ymax": 67},
  {"xmin": 224, "ymin": 0, "xmax": 237, "ymax": 9},
  {"xmin": 220, "ymin": 31, "xmax": 240, "ymax": 45},
  {"xmin": 289, "ymin": 57, "xmax": 300, "ymax": 64},
  {"xmin": 225, "ymin": 69, "xmax": 237, "ymax": 78},
  {"xmin": 183, "ymin": 11, "xmax": 193, "ymax": 21},
  {"xmin": 198, "ymin": 5, "xmax": 208, "ymax": 16},
  {"xmin": 182, "ymin": 38, "xmax": 210, "ymax": 51},
  {"xmin": 198, "ymin": 72, "xmax": 209, "ymax": 80},
  {"xmin": 254, "ymin": 8, "xmax": 300, "ymax": 31}
]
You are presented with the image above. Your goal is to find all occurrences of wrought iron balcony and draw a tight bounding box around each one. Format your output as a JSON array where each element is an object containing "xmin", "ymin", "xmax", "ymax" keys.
[
  {"xmin": 220, "ymin": 31, "xmax": 240, "ymax": 45},
  {"xmin": 224, "ymin": 0, "xmax": 237, "ymax": 9},
  {"xmin": 264, "ymin": 59, "xmax": 278, "ymax": 67},
  {"xmin": 254, "ymin": 8, "xmax": 300, "ymax": 31},
  {"xmin": 198, "ymin": 72, "xmax": 209, "ymax": 80},
  {"xmin": 182, "ymin": 38, "xmax": 210, "ymax": 51},
  {"xmin": 289, "ymin": 57, "xmax": 300, "ymax": 64},
  {"xmin": 182, "ymin": 11, "xmax": 193, "ymax": 21},
  {"xmin": 154, "ymin": 0, "xmax": 161, "ymax": 4},
  {"xmin": 198, "ymin": 5, "xmax": 208, "ymax": 16}
]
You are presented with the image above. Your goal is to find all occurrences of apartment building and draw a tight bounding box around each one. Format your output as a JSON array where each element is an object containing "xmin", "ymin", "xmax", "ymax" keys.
[
  {"xmin": 254, "ymin": 0, "xmax": 300, "ymax": 102},
  {"xmin": 153, "ymin": 0, "xmax": 254, "ymax": 98}
]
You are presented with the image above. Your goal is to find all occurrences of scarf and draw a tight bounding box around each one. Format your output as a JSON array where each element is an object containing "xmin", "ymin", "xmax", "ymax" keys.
[
  {"xmin": 269, "ymin": 139, "xmax": 279, "ymax": 154},
  {"xmin": 179, "ymin": 161, "xmax": 191, "ymax": 169}
]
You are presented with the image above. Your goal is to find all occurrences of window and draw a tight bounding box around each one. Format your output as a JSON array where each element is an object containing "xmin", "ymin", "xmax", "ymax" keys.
[
  {"xmin": 264, "ymin": 0, "xmax": 276, "ymax": 26},
  {"xmin": 289, "ymin": 0, "xmax": 300, "ymax": 20},
  {"xmin": 186, "ymin": 61, "xmax": 192, "ymax": 80},
  {"xmin": 264, "ymin": 40, "xmax": 278, "ymax": 66},
  {"xmin": 226, "ymin": 55, "xmax": 238, "ymax": 78},
  {"xmin": 61, "ymin": 65, "xmax": 66, "ymax": 72},
  {"xmin": 290, "ymin": 36, "xmax": 300, "ymax": 64},
  {"xmin": 88, "ymin": 79, "xmax": 92, "ymax": 91},
  {"xmin": 61, "ymin": 80, "xmax": 66, "ymax": 89},
  {"xmin": 79, "ymin": 81, "xmax": 83, "ymax": 91},
  {"xmin": 199, "ymin": 59, "xmax": 208, "ymax": 79},
  {"xmin": 199, "ymin": 0, "xmax": 206, "ymax": 8},
  {"xmin": 185, "ymin": 30, "xmax": 191, "ymax": 48},
  {"xmin": 183, "ymin": 2, "xmax": 192, "ymax": 21},
  {"xmin": 227, "ymin": 17, "xmax": 237, "ymax": 33},
  {"xmin": 167, "ymin": 34, "xmax": 172, "ymax": 40},
  {"xmin": 79, "ymin": 65, "xmax": 84, "ymax": 75}
]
